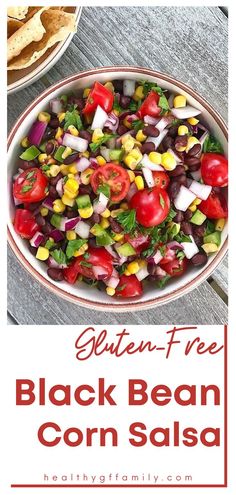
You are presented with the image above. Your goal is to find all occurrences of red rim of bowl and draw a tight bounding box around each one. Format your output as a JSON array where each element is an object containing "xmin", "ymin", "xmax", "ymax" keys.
[{"xmin": 7, "ymin": 66, "xmax": 228, "ymax": 311}]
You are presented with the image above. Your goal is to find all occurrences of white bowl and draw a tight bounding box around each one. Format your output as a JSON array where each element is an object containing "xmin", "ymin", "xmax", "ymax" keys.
[
  {"xmin": 7, "ymin": 7, "xmax": 82, "ymax": 94},
  {"xmin": 7, "ymin": 67, "xmax": 228, "ymax": 312}
]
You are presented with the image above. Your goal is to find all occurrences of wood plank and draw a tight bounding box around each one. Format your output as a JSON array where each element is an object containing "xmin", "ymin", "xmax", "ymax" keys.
[{"xmin": 7, "ymin": 7, "xmax": 228, "ymax": 324}]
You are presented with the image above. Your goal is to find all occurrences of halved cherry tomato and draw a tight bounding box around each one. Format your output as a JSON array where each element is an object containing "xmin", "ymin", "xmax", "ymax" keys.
[
  {"xmin": 153, "ymin": 171, "xmax": 170, "ymax": 189},
  {"xmin": 130, "ymin": 186, "xmax": 170, "ymax": 227},
  {"xmin": 83, "ymin": 81, "xmax": 114, "ymax": 114},
  {"xmin": 13, "ymin": 168, "xmax": 48, "ymax": 203},
  {"xmin": 138, "ymin": 91, "xmax": 161, "ymax": 119},
  {"xmin": 91, "ymin": 163, "xmax": 130, "ymax": 203},
  {"xmin": 14, "ymin": 209, "xmax": 38, "ymax": 239},
  {"xmin": 159, "ymin": 246, "xmax": 176, "ymax": 265},
  {"xmin": 63, "ymin": 247, "xmax": 113, "ymax": 284},
  {"xmin": 198, "ymin": 190, "xmax": 228, "ymax": 219},
  {"xmin": 115, "ymin": 274, "xmax": 143, "ymax": 298},
  {"xmin": 124, "ymin": 232, "xmax": 150, "ymax": 254},
  {"xmin": 201, "ymin": 153, "xmax": 228, "ymax": 187},
  {"xmin": 163, "ymin": 257, "xmax": 188, "ymax": 277}
]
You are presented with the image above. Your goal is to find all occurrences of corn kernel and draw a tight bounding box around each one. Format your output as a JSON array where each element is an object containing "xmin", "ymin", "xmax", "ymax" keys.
[
  {"xmin": 121, "ymin": 134, "xmax": 135, "ymax": 151},
  {"xmin": 188, "ymin": 204, "xmax": 197, "ymax": 213},
  {"xmin": 188, "ymin": 117, "xmax": 199, "ymax": 125},
  {"xmin": 58, "ymin": 112, "xmax": 66, "ymax": 123},
  {"xmin": 124, "ymin": 269, "xmax": 131, "ymax": 276},
  {"xmin": 178, "ymin": 125, "xmax": 189, "ymax": 136},
  {"xmin": 173, "ymin": 95, "xmax": 187, "ymax": 108},
  {"xmin": 62, "ymin": 194, "xmax": 75, "ymax": 207},
  {"xmin": 136, "ymin": 129, "xmax": 146, "ymax": 142},
  {"xmin": 74, "ymin": 243, "xmax": 88, "ymax": 257},
  {"xmin": 123, "ymin": 116, "xmax": 132, "ymax": 129},
  {"xmin": 104, "ymin": 81, "xmax": 114, "ymax": 93},
  {"xmin": 100, "ymin": 218, "xmax": 110, "ymax": 229},
  {"xmin": 96, "ymin": 155, "xmax": 106, "ymax": 166},
  {"xmin": 68, "ymin": 164, "xmax": 78, "ymax": 174},
  {"xmin": 106, "ymin": 287, "xmax": 116, "ymax": 296},
  {"xmin": 81, "ymin": 168, "xmax": 93, "ymax": 185},
  {"xmin": 62, "ymin": 146, "xmax": 72, "ymax": 160},
  {"xmin": 36, "ymin": 246, "xmax": 49, "ymax": 261},
  {"xmin": 149, "ymin": 151, "xmax": 162, "ymax": 165},
  {"xmin": 161, "ymin": 152, "xmax": 176, "ymax": 171},
  {"xmin": 124, "ymin": 148, "xmax": 142, "ymax": 170},
  {"xmin": 67, "ymin": 173, "xmax": 75, "ymax": 179},
  {"xmin": 64, "ymin": 178, "xmax": 79, "ymax": 194},
  {"xmin": 53, "ymin": 199, "xmax": 66, "ymax": 214},
  {"xmin": 83, "ymin": 88, "xmax": 91, "ymax": 98},
  {"xmin": 111, "ymin": 209, "xmax": 123, "ymax": 218},
  {"xmin": 113, "ymin": 233, "xmax": 124, "ymax": 242},
  {"xmin": 101, "ymin": 208, "xmax": 111, "ymax": 218},
  {"xmin": 215, "ymin": 218, "xmax": 226, "ymax": 232},
  {"xmin": 38, "ymin": 111, "xmax": 51, "ymax": 123},
  {"xmin": 38, "ymin": 153, "xmax": 48, "ymax": 164},
  {"xmin": 55, "ymin": 127, "xmax": 63, "ymax": 140},
  {"xmin": 186, "ymin": 136, "xmax": 199, "ymax": 152},
  {"xmin": 92, "ymin": 128, "xmax": 104, "ymax": 143},
  {"xmin": 40, "ymin": 207, "xmax": 48, "ymax": 217},
  {"xmin": 60, "ymin": 164, "xmax": 70, "ymax": 176},
  {"xmin": 135, "ymin": 175, "xmax": 144, "ymax": 190},
  {"xmin": 133, "ymin": 85, "xmax": 145, "ymax": 101},
  {"xmin": 113, "ymin": 109, "xmax": 120, "ymax": 116},
  {"xmin": 81, "ymin": 151, "xmax": 90, "ymax": 158},
  {"xmin": 68, "ymin": 125, "xmax": 79, "ymax": 137},
  {"xmin": 139, "ymin": 259, "xmax": 147, "ymax": 269},
  {"xmin": 66, "ymin": 230, "xmax": 77, "ymax": 241},
  {"xmin": 47, "ymin": 157, "xmax": 56, "ymax": 165},
  {"xmin": 21, "ymin": 136, "xmax": 29, "ymax": 148},
  {"xmin": 79, "ymin": 206, "xmax": 93, "ymax": 218},
  {"xmin": 120, "ymin": 202, "xmax": 129, "ymax": 211},
  {"xmin": 127, "ymin": 261, "xmax": 140, "ymax": 274},
  {"xmin": 127, "ymin": 170, "xmax": 135, "ymax": 182},
  {"xmin": 49, "ymin": 165, "xmax": 60, "ymax": 177},
  {"xmin": 192, "ymin": 198, "xmax": 202, "ymax": 206}
]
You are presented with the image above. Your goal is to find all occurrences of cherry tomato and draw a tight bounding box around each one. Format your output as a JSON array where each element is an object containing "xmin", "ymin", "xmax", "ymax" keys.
[
  {"xmin": 83, "ymin": 81, "xmax": 114, "ymax": 114},
  {"xmin": 159, "ymin": 247, "xmax": 176, "ymax": 265},
  {"xmin": 201, "ymin": 153, "xmax": 228, "ymax": 187},
  {"xmin": 163, "ymin": 257, "xmax": 188, "ymax": 277},
  {"xmin": 198, "ymin": 190, "xmax": 228, "ymax": 219},
  {"xmin": 153, "ymin": 171, "xmax": 170, "ymax": 189},
  {"xmin": 63, "ymin": 247, "xmax": 113, "ymax": 284},
  {"xmin": 130, "ymin": 187, "xmax": 170, "ymax": 227},
  {"xmin": 138, "ymin": 91, "xmax": 161, "ymax": 119},
  {"xmin": 115, "ymin": 274, "xmax": 143, "ymax": 298},
  {"xmin": 91, "ymin": 163, "xmax": 130, "ymax": 203},
  {"xmin": 14, "ymin": 209, "xmax": 38, "ymax": 239},
  {"xmin": 13, "ymin": 168, "xmax": 48, "ymax": 203},
  {"xmin": 124, "ymin": 232, "xmax": 150, "ymax": 254}
]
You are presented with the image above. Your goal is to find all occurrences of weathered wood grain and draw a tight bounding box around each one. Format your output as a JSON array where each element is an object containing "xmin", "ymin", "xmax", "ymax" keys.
[{"xmin": 7, "ymin": 6, "xmax": 228, "ymax": 324}]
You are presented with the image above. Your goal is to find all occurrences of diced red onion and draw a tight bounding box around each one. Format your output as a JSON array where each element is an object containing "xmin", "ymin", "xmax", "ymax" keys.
[
  {"xmin": 174, "ymin": 185, "xmax": 196, "ymax": 211},
  {"xmin": 146, "ymin": 129, "xmax": 168, "ymax": 148},
  {"xmin": 181, "ymin": 235, "xmax": 199, "ymax": 259},
  {"xmin": 189, "ymin": 180, "xmax": 212, "ymax": 200},
  {"xmin": 113, "ymin": 255, "xmax": 128, "ymax": 266},
  {"xmin": 155, "ymin": 115, "xmax": 174, "ymax": 132},
  {"xmin": 143, "ymin": 167, "xmax": 155, "ymax": 187},
  {"xmin": 29, "ymin": 231, "xmax": 44, "ymax": 248},
  {"xmin": 18, "ymin": 168, "xmax": 24, "ymax": 173},
  {"xmin": 141, "ymin": 154, "xmax": 164, "ymax": 171},
  {"xmin": 75, "ymin": 221, "xmax": 90, "ymax": 239},
  {"xmin": 105, "ymin": 112, "xmax": 119, "ymax": 132},
  {"xmin": 62, "ymin": 133, "xmax": 88, "ymax": 152},
  {"xmin": 127, "ymin": 114, "xmax": 139, "ymax": 124},
  {"xmin": 153, "ymin": 249, "xmax": 163, "ymax": 264},
  {"xmin": 14, "ymin": 197, "xmax": 23, "ymax": 206},
  {"xmin": 191, "ymin": 169, "xmax": 202, "ymax": 181},
  {"xmin": 89, "ymin": 158, "xmax": 99, "ymax": 169},
  {"xmin": 91, "ymin": 105, "xmax": 108, "ymax": 130},
  {"xmin": 171, "ymin": 105, "xmax": 201, "ymax": 119},
  {"xmin": 28, "ymin": 120, "xmax": 47, "ymax": 146},
  {"xmin": 100, "ymin": 146, "xmax": 111, "ymax": 161},
  {"xmin": 123, "ymin": 79, "xmax": 135, "ymax": 97},
  {"xmin": 56, "ymin": 178, "xmax": 64, "ymax": 198},
  {"xmin": 93, "ymin": 265, "xmax": 109, "ymax": 280},
  {"xmin": 47, "ymin": 256, "xmax": 67, "ymax": 269},
  {"xmin": 50, "ymin": 98, "xmax": 63, "ymax": 114},
  {"xmin": 60, "ymin": 216, "xmax": 80, "ymax": 232},
  {"xmin": 126, "ymin": 182, "xmax": 138, "ymax": 201},
  {"xmin": 50, "ymin": 229, "xmax": 65, "ymax": 242},
  {"xmin": 154, "ymin": 266, "xmax": 167, "ymax": 278},
  {"xmin": 136, "ymin": 265, "xmax": 149, "ymax": 281},
  {"xmin": 199, "ymin": 130, "xmax": 209, "ymax": 147},
  {"xmin": 167, "ymin": 147, "xmax": 182, "ymax": 163},
  {"xmin": 144, "ymin": 115, "xmax": 159, "ymax": 125},
  {"xmin": 42, "ymin": 196, "xmax": 54, "ymax": 211},
  {"xmin": 93, "ymin": 192, "xmax": 109, "ymax": 214},
  {"xmin": 76, "ymin": 156, "xmax": 90, "ymax": 172},
  {"xmin": 198, "ymin": 123, "xmax": 208, "ymax": 132},
  {"xmin": 105, "ymin": 245, "xmax": 119, "ymax": 259},
  {"xmin": 13, "ymin": 171, "xmax": 21, "ymax": 181},
  {"xmin": 105, "ymin": 276, "xmax": 120, "ymax": 289},
  {"xmin": 167, "ymin": 241, "xmax": 183, "ymax": 250}
]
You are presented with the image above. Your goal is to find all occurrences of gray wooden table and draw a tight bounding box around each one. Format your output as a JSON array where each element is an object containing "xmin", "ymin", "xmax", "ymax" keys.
[{"xmin": 7, "ymin": 6, "xmax": 228, "ymax": 325}]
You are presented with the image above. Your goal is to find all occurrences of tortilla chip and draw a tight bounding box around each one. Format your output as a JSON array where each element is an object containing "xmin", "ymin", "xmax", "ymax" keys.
[
  {"xmin": 7, "ymin": 7, "xmax": 28, "ymax": 20},
  {"xmin": 8, "ymin": 10, "xmax": 76, "ymax": 71},
  {"xmin": 23, "ymin": 7, "xmax": 42, "ymax": 22},
  {"xmin": 7, "ymin": 7, "xmax": 48, "ymax": 63},
  {"xmin": 7, "ymin": 18, "xmax": 23, "ymax": 39}
]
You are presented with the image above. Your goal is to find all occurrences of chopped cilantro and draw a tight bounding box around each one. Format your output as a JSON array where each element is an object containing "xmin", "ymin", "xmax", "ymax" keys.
[
  {"xmin": 131, "ymin": 119, "xmax": 144, "ymax": 132},
  {"xmin": 64, "ymin": 106, "xmax": 83, "ymax": 131},
  {"xmin": 66, "ymin": 239, "xmax": 87, "ymax": 259},
  {"xmin": 113, "ymin": 95, "xmax": 122, "ymax": 113},
  {"xmin": 89, "ymin": 133, "xmax": 118, "ymax": 152},
  {"xmin": 157, "ymin": 275, "xmax": 171, "ymax": 288},
  {"xmin": 203, "ymin": 135, "xmax": 223, "ymax": 154},
  {"xmin": 116, "ymin": 209, "xmax": 137, "ymax": 233},
  {"xmin": 159, "ymin": 193, "xmax": 165, "ymax": 209},
  {"xmin": 97, "ymin": 183, "xmax": 111, "ymax": 198},
  {"xmin": 21, "ymin": 185, "xmax": 32, "ymax": 193},
  {"xmin": 80, "ymin": 260, "xmax": 92, "ymax": 268},
  {"xmin": 50, "ymin": 249, "xmax": 67, "ymax": 265}
]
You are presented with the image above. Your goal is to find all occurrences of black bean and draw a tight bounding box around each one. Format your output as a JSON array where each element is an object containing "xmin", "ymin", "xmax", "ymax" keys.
[
  {"xmin": 184, "ymin": 209, "xmax": 193, "ymax": 221},
  {"xmin": 141, "ymin": 142, "xmax": 155, "ymax": 154},
  {"xmin": 68, "ymin": 96, "xmax": 85, "ymax": 111},
  {"xmin": 49, "ymin": 117, "xmax": 60, "ymax": 129},
  {"xmin": 50, "ymin": 172, "xmax": 63, "ymax": 186},
  {"xmin": 90, "ymin": 149, "xmax": 100, "ymax": 158},
  {"xmin": 120, "ymin": 95, "xmax": 131, "ymax": 108},
  {"xmin": 117, "ymin": 124, "xmax": 127, "ymax": 136},
  {"xmin": 190, "ymin": 252, "xmax": 208, "ymax": 266},
  {"xmin": 43, "ymin": 127, "xmax": 56, "ymax": 140},
  {"xmin": 35, "ymin": 214, "xmax": 46, "ymax": 227},
  {"xmin": 90, "ymin": 213, "xmax": 100, "ymax": 224},
  {"xmin": 143, "ymin": 125, "xmax": 160, "ymax": 137},
  {"xmin": 79, "ymin": 184, "xmax": 93, "ymax": 195},
  {"xmin": 48, "ymin": 185, "xmax": 58, "ymax": 199},
  {"xmin": 27, "ymin": 201, "xmax": 42, "ymax": 212},
  {"xmin": 184, "ymin": 156, "xmax": 201, "ymax": 168},
  {"xmin": 174, "ymin": 174, "xmax": 187, "ymax": 185},
  {"xmin": 47, "ymin": 268, "xmax": 64, "ymax": 281},
  {"xmin": 193, "ymin": 234, "xmax": 202, "ymax": 247},
  {"xmin": 193, "ymin": 224, "xmax": 206, "ymax": 237},
  {"xmin": 79, "ymin": 130, "xmax": 92, "ymax": 142},
  {"xmin": 181, "ymin": 221, "xmax": 193, "ymax": 235},
  {"xmin": 19, "ymin": 160, "xmax": 37, "ymax": 170},
  {"xmin": 168, "ymin": 165, "xmax": 186, "ymax": 177},
  {"xmin": 175, "ymin": 135, "xmax": 188, "ymax": 151},
  {"xmin": 64, "ymin": 152, "xmax": 80, "ymax": 164},
  {"xmin": 112, "ymin": 80, "xmax": 123, "ymax": 92},
  {"xmin": 187, "ymin": 143, "xmax": 201, "ymax": 157},
  {"xmin": 45, "ymin": 141, "xmax": 55, "ymax": 155},
  {"xmin": 167, "ymin": 181, "xmax": 181, "ymax": 200},
  {"xmin": 174, "ymin": 210, "xmax": 184, "ymax": 223},
  {"xmin": 29, "ymin": 245, "xmax": 37, "ymax": 256},
  {"xmin": 66, "ymin": 209, "xmax": 79, "ymax": 219},
  {"xmin": 109, "ymin": 218, "xmax": 123, "ymax": 233},
  {"xmin": 88, "ymin": 238, "xmax": 97, "ymax": 248},
  {"xmin": 61, "ymin": 240, "xmax": 67, "ymax": 252},
  {"xmin": 168, "ymin": 126, "xmax": 178, "ymax": 138},
  {"xmin": 162, "ymin": 135, "xmax": 174, "ymax": 150},
  {"xmin": 42, "ymin": 222, "xmax": 53, "ymax": 234}
]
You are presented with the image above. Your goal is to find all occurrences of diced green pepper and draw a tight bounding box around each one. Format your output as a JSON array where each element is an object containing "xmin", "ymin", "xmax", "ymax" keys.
[
  {"xmin": 109, "ymin": 149, "xmax": 124, "ymax": 161},
  {"xmin": 116, "ymin": 242, "xmax": 136, "ymax": 256},
  {"xmin": 76, "ymin": 194, "xmax": 91, "ymax": 209},
  {"xmin": 50, "ymin": 213, "xmax": 62, "ymax": 229},
  {"xmin": 54, "ymin": 146, "xmax": 66, "ymax": 163},
  {"xmin": 90, "ymin": 223, "xmax": 114, "ymax": 246},
  {"xmin": 20, "ymin": 145, "xmax": 40, "ymax": 161},
  {"xmin": 190, "ymin": 210, "xmax": 207, "ymax": 226}
]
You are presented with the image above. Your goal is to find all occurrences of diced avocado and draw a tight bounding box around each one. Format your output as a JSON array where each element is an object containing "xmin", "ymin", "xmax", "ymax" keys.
[
  {"xmin": 54, "ymin": 146, "xmax": 66, "ymax": 163},
  {"xmin": 215, "ymin": 218, "xmax": 226, "ymax": 232},
  {"xmin": 202, "ymin": 243, "xmax": 219, "ymax": 254},
  {"xmin": 90, "ymin": 223, "xmax": 114, "ymax": 246},
  {"xmin": 203, "ymin": 231, "xmax": 221, "ymax": 247},
  {"xmin": 50, "ymin": 213, "xmax": 62, "ymax": 229},
  {"xmin": 76, "ymin": 194, "xmax": 91, "ymax": 210},
  {"xmin": 109, "ymin": 149, "xmax": 124, "ymax": 161},
  {"xmin": 116, "ymin": 242, "xmax": 136, "ymax": 257},
  {"xmin": 190, "ymin": 209, "xmax": 207, "ymax": 226}
]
